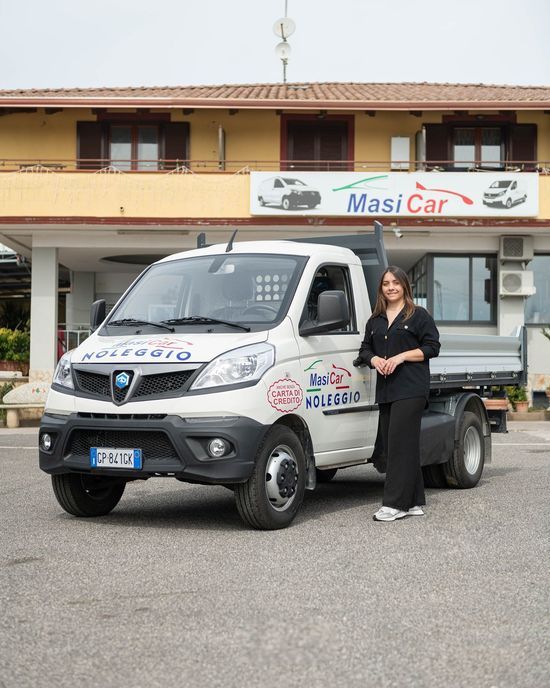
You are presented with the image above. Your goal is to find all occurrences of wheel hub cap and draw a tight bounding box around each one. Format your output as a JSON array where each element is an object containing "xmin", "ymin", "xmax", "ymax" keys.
[{"xmin": 265, "ymin": 445, "xmax": 299, "ymax": 511}]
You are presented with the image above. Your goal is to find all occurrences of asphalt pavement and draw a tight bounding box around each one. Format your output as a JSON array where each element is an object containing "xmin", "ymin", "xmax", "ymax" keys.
[{"xmin": 1, "ymin": 422, "xmax": 549, "ymax": 688}]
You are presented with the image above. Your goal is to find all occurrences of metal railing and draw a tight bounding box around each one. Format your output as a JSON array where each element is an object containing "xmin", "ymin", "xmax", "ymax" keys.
[
  {"xmin": 57, "ymin": 328, "xmax": 90, "ymax": 356},
  {"xmin": 0, "ymin": 159, "xmax": 549, "ymax": 173}
]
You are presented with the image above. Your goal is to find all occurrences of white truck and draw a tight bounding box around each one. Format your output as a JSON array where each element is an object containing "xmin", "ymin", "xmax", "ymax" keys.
[{"xmin": 39, "ymin": 224, "xmax": 525, "ymax": 529}]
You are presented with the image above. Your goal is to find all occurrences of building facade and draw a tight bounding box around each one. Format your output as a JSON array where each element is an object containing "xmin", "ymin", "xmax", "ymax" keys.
[{"xmin": 0, "ymin": 82, "xmax": 549, "ymax": 398}]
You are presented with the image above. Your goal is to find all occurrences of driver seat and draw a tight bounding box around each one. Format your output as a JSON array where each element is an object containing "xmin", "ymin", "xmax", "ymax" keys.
[{"xmin": 209, "ymin": 273, "xmax": 253, "ymax": 321}]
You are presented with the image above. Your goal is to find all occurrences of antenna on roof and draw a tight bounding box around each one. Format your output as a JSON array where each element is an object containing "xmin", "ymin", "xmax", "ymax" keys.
[
  {"xmin": 273, "ymin": 1, "xmax": 295, "ymax": 84},
  {"xmin": 226, "ymin": 228, "xmax": 238, "ymax": 252}
]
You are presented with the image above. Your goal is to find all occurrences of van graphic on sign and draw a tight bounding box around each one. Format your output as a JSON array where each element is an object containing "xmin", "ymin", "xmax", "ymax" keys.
[
  {"xmin": 482, "ymin": 179, "xmax": 527, "ymax": 209},
  {"xmin": 257, "ymin": 176, "xmax": 321, "ymax": 210}
]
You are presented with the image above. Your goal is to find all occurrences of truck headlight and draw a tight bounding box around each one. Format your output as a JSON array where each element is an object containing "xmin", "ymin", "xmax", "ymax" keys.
[
  {"xmin": 53, "ymin": 352, "xmax": 74, "ymax": 390},
  {"xmin": 191, "ymin": 343, "xmax": 275, "ymax": 391},
  {"xmin": 496, "ymin": 190, "xmax": 505, "ymax": 197}
]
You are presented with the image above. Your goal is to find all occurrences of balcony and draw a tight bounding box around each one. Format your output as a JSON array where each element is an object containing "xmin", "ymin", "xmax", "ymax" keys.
[{"xmin": 0, "ymin": 159, "xmax": 549, "ymax": 221}]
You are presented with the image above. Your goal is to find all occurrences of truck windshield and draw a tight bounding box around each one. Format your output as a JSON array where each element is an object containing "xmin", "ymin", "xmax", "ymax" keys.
[{"xmin": 105, "ymin": 253, "xmax": 306, "ymax": 332}]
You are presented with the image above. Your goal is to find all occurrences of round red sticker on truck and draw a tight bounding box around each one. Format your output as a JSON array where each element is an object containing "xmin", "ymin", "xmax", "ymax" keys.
[{"xmin": 268, "ymin": 378, "xmax": 303, "ymax": 413}]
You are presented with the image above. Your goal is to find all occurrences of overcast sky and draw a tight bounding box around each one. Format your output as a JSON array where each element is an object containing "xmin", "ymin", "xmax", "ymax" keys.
[{"xmin": 0, "ymin": 0, "xmax": 549, "ymax": 90}]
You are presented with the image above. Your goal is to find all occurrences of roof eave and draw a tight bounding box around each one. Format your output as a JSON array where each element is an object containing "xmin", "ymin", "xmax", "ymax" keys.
[{"xmin": 0, "ymin": 97, "xmax": 547, "ymax": 111}]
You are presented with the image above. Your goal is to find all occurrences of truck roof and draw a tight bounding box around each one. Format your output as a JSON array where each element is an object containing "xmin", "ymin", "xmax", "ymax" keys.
[{"xmin": 156, "ymin": 240, "xmax": 361, "ymax": 265}]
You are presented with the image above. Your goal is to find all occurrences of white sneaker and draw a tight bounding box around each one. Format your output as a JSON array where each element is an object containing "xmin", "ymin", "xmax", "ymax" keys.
[
  {"xmin": 373, "ymin": 506, "xmax": 408, "ymax": 522},
  {"xmin": 408, "ymin": 506, "xmax": 425, "ymax": 516}
]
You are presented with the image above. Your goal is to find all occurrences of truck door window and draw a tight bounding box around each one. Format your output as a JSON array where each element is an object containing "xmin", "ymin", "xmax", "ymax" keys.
[{"xmin": 301, "ymin": 265, "xmax": 355, "ymax": 332}]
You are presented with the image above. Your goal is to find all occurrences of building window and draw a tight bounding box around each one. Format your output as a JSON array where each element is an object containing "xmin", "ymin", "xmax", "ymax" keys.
[
  {"xmin": 110, "ymin": 125, "xmax": 160, "ymax": 170},
  {"xmin": 77, "ymin": 120, "xmax": 189, "ymax": 170},
  {"xmin": 525, "ymin": 255, "xmax": 550, "ymax": 324},
  {"xmin": 453, "ymin": 127, "xmax": 505, "ymax": 169},
  {"xmin": 424, "ymin": 122, "xmax": 537, "ymax": 171},
  {"xmin": 409, "ymin": 254, "xmax": 496, "ymax": 324},
  {"xmin": 281, "ymin": 115, "xmax": 354, "ymax": 171}
]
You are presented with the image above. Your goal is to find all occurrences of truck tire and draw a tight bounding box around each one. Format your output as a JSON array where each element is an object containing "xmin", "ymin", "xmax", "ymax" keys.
[
  {"xmin": 443, "ymin": 411, "xmax": 485, "ymax": 488},
  {"xmin": 234, "ymin": 426, "xmax": 306, "ymax": 529},
  {"xmin": 316, "ymin": 468, "xmax": 338, "ymax": 483},
  {"xmin": 51, "ymin": 473, "xmax": 126, "ymax": 517},
  {"xmin": 281, "ymin": 196, "xmax": 292, "ymax": 210}
]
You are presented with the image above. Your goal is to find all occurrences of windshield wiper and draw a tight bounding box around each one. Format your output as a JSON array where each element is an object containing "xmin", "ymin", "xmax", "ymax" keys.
[
  {"xmin": 107, "ymin": 318, "xmax": 175, "ymax": 332},
  {"xmin": 161, "ymin": 316, "xmax": 250, "ymax": 332}
]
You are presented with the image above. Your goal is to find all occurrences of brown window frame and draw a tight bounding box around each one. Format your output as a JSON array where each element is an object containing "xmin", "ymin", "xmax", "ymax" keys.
[{"xmin": 280, "ymin": 114, "xmax": 355, "ymax": 171}]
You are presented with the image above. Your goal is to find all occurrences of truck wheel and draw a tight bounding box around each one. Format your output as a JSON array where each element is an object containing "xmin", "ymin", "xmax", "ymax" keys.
[
  {"xmin": 234, "ymin": 426, "xmax": 306, "ymax": 529},
  {"xmin": 443, "ymin": 411, "xmax": 485, "ymax": 488},
  {"xmin": 51, "ymin": 473, "xmax": 126, "ymax": 517},
  {"xmin": 316, "ymin": 468, "xmax": 338, "ymax": 483},
  {"xmin": 422, "ymin": 463, "xmax": 447, "ymax": 488},
  {"xmin": 506, "ymin": 197, "xmax": 512, "ymax": 208},
  {"xmin": 258, "ymin": 196, "xmax": 266, "ymax": 206},
  {"xmin": 281, "ymin": 196, "xmax": 292, "ymax": 210}
]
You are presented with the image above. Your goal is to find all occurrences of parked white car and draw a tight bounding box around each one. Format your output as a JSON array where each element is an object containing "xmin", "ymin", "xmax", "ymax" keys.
[
  {"xmin": 257, "ymin": 176, "xmax": 321, "ymax": 210},
  {"xmin": 483, "ymin": 179, "xmax": 527, "ymax": 208}
]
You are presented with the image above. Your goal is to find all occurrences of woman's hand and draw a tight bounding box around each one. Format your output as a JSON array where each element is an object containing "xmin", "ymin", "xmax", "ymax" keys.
[
  {"xmin": 382, "ymin": 354, "xmax": 405, "ymax": 375},
  {"xmin": 372, "ymin": 354, "xmax": 405, "ymax": 376},
  {"xmin": 371, "ymin": 355, "xmax": 389, "ymax": 376}
]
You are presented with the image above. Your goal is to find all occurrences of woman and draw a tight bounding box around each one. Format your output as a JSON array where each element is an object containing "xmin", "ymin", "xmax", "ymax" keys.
[{"xmin": 354, "ymin": 266, "xmax": 440, "ymax": 522}]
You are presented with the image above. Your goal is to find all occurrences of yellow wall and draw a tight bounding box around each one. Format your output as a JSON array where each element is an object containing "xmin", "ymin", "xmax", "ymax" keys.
[{"xmin": 0, "ymin": 172, "xmax": 250, "ymax": 217}]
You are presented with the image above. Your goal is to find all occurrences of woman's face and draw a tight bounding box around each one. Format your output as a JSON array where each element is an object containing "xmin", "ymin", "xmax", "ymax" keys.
[{"xmin": 381, "ymin": 272, "xmax": 404, "ymax": 306}]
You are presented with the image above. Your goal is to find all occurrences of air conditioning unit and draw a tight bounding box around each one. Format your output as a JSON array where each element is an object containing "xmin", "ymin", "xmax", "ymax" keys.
[
  {"xmin": 499, "ymin": 270, "xmax": 536, "ymax": 296},
  {"xmin": 499, "ymin": 236, "xmax": 534, "ymax": 262}
]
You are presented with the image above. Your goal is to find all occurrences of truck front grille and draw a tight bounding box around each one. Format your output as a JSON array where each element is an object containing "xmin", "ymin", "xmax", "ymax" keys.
[
  {"xmin": 67, "ymin": 429, "xmax": 178, "ymax": 461},
  {"xmin": 75, "ymin": 370, "xmax": 110, "ymax": 397},
  {"xmin": 133, "ymin": 371, "xmax": 194, "ymax": 398},
  {"xmin": 73, "ymin": 368, "xmax": 198, "ymax": 403}
]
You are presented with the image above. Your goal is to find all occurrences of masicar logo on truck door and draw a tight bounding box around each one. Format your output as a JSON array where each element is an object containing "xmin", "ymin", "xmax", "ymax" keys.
[{"xmin": 304, "ymin": 360, "xmax": 360, "ymax": 409}]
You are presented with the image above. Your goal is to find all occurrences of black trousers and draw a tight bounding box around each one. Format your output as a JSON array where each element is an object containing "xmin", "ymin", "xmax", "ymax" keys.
[{"xmin": 378, "ymin": 397, "xmax": 426, "ymax": 511}]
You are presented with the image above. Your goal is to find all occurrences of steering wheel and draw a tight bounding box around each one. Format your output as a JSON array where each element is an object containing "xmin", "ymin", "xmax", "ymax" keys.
[{"xmin": 242, "ymin": 304, "xmax": 278, "ymax": 317}]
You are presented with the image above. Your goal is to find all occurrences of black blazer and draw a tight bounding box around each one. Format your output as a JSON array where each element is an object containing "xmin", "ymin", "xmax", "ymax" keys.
[{"xmin": 356, "ymin": 306, "xmax": 440, "ymax": 404}]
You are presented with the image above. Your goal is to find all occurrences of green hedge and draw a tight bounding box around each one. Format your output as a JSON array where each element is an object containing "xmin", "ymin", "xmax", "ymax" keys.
[{"xmin": 0, "ymin": 328, "xmax": 30, "ymax": 362}]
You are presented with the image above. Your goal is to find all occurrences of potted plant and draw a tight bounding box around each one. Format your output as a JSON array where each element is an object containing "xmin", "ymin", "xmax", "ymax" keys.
[
  {"xmin": 505, "ymin": 385, "xmax": 528, "ymax": 412},
  {"xmin": 0, "ymin": 328, "xmax": 30, "ymax": 376}
]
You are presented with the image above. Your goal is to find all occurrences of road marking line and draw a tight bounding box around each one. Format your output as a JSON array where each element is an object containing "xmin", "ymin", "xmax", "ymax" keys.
[{"xmin": 0, "ymin": 446, "xmax": 37, "ymax": 449}]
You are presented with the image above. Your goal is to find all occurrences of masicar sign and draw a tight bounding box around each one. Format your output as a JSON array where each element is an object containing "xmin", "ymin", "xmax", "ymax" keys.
[{"xmin": 250, "ymin": 171, "xmax": 539, "ymax": 218}]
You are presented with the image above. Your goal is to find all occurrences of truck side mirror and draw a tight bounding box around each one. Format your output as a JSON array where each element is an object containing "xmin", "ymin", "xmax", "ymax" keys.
[
  {"xmin": 299, "ymin": 290, "xmax": 350, "ymax": 336},
  {"xmin": 90, "ymin": 299, "xmax": 106, "ymax": 332}
]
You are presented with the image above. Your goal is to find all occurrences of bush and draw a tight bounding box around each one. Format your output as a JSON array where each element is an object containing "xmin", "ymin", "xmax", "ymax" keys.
[
  {"xmin": 0, "ymin": 328, "xmax": 30, "ymax": 362},
  {"xmin": 505, "ymin": 385, "xmax": 527, "ymax": 409}
]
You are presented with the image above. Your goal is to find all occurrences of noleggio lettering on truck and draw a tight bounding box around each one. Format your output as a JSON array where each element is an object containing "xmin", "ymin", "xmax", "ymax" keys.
[{"xmin": 80, "ymin": 337, "xmax": 193, "ymax": 362}]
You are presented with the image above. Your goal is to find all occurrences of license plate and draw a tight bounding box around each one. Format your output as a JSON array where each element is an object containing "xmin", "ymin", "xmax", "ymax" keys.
[{"xmin": 90, "ymin": 447, "xmax": 142, "ymax": 469}]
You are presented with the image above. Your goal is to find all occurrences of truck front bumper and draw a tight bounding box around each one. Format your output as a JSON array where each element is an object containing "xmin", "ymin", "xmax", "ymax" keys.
[{"xmin": 39, "ymin": 413, "xmax": 268, "ymax": 484}]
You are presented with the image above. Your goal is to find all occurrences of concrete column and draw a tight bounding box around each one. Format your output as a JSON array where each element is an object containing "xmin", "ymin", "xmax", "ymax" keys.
[
  {"xmin": 29, "ymin": 247, "xmax": 58, "ymax": 382},
  {"xmin": 65, "ymin": 271, "xmax": 95, "ymax": 329}
]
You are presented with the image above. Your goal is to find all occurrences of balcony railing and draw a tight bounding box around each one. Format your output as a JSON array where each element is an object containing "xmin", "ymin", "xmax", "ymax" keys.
[{"xmin": 0, "ymin": 159, "xmax": 549, "ymax": 173}]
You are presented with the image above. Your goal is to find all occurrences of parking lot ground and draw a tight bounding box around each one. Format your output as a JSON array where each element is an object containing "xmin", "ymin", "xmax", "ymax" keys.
[{"xmin": 1, "ymin": 423, "xmax": 549, "ymax": 688}]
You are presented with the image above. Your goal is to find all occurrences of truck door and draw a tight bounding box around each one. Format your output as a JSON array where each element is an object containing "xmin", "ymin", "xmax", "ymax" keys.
[{"xmin": 297, "ymin": 264, "xmax": 377, "ymax": 462}]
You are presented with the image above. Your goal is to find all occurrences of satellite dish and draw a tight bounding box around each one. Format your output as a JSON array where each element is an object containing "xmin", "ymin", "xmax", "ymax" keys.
[
  {"xmin": 273, "ymin": 17, "xmax": 295, "ymax": 38},
  {"xmin": 275, "ymin": 41, "xmax": 292, "ymax": 60}
]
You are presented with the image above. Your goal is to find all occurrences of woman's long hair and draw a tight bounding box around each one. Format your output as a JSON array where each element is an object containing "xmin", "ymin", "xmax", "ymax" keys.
[{"xmin": 372, "ymin": 266, "xmax": 416, "ymax": 320}]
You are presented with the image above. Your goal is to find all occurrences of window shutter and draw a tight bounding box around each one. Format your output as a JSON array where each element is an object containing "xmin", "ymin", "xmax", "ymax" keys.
[
  {"xmin": 77, "ymin": 122, "xmax": 104, "ymax": 169},
  {"xmin": 424, "ymin": 124, "xmax": 449, "ymax": 169},
  {"xmin": 163, "ymin": 122, "xmax": 190, "ymax": 169},
  {"xmin": 508, "ymin": 124, "xmax": 537, "ymax": 170}
]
